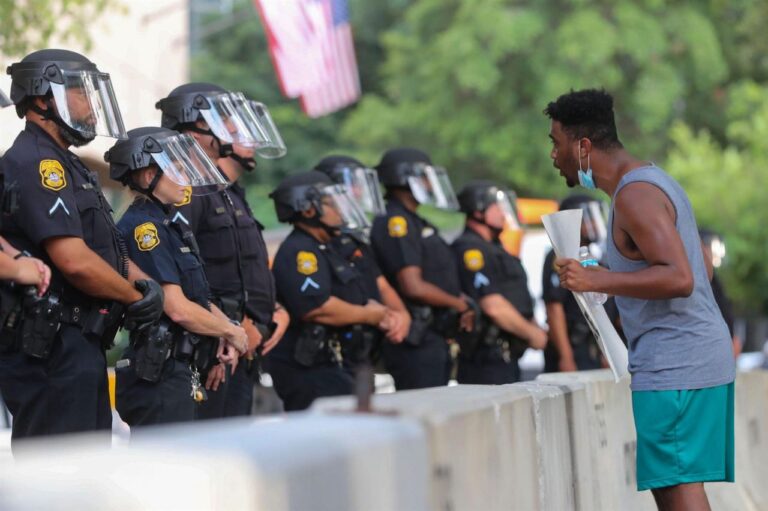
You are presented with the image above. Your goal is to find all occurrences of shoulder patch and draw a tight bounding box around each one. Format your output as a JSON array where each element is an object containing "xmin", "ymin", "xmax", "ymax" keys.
[
  {"xmin": 134, "ymin": 222, "xmax": 160, "ymax": 251},
  {"xmin": 174, "ymin": 186, "xmax": 192, "ymax": 206},
  {"xmin": 388, "ymin": 216, "xmax": 408, "ymax": 237},
  {"xmin": 463, "ymin": 249, "xmax": 485, "ymax": 271},
  {"xmin": 297, "ymin": 251, "xmax": 318, "ymax": 275},
  {"xmin": 39, "ymin": 159, "xmax": 67, "ymax": 191}
]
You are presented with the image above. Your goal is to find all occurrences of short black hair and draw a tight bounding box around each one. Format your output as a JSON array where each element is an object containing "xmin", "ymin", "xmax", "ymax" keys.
[{"xmin": 544, "ymin": 89, "xmax": 623, "ymax": 150}]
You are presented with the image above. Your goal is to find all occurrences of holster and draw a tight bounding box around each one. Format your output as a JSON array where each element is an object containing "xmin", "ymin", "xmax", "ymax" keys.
[
  {"xmin": 214, "ymin": 295, "xmax": 245, "ymax": 323},
  {"xmin": 404, "ymin": 305, "xmax": 433, "ymax": 347},
  {"xmin": 131, "ymin": 322, "xmax": 174, "ymax": 382},
  {"xmin": 192, "ymin": 335, "xmax": 219, "ymax": 375},
  {"xmin": 20, "ymin": 290, "xmax": 62, "ymax": 359},
  {"xmin": 341, "ymin": 324, "xmax": 379, "ymax": 365},
  {"xmin": 482, "ymin": 324, "xmax": 528, "ymax": 361},
  {"xmin": 82, "ymin": 302, "xmax": 125, "ymax": 350},
  {"xmin": 294, "ymin": 324, "xmax": 330, "ymax": 367}
]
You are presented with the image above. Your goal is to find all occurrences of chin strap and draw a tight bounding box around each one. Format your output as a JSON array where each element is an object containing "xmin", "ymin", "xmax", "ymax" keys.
[
  {"xmin": 184, "ymin": 126, "xmax": 234, "ymax": 158},
  {"xmin": 30, "ymin": 99, "xmax": 94, "ymax": 146},
  {"xmin": 127, "ymin": 171, "xmax": 169, "ymax": 214},
  {"xmin": 229, "ymin": 153, "xmax": 257, "ymax": 172}
]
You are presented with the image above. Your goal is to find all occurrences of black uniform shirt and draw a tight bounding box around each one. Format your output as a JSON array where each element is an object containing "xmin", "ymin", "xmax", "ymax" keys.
[
  {"xmin": 118, "ymin": 198, "xmax": 210, "ymax": 309},
  {"xmin": 370, "ymin": 198, "xmax": 461, "ymax": 302},
  {"xmin": 331, "ymin": 233, "xmax": 382, "ymax": 301},
  {"xmin": 270, "ymin": 228, "xmax": 370, "ymax": 363},
  {"xmin": 542, "ymin": 249, "xmax": 583, "ymax": 325},
  {"xmin": 173, "ymin": 180, "xmax": 275, "ymax": 324},
  {"xmin": 452, "ymin": 228, "xmax": 534, "ymax": 318},
  {"xmin": 0, "ymin": 122, "xmax": 125, "ymax": 305}
]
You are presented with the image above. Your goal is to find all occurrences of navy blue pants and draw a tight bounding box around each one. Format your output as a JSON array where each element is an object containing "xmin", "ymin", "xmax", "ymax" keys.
[
  {"xmin": 0, "ymin": 325, "xmax": 111, "ymax": 448},
  {"xmin": 115, "ymin": 347, "xmax": 196, "ymax": 427},
  {"xmin": 456, "ymin": 350, "xmax": 521, "ymax": 385},
  {"xmin": 267, "ymin": 357, "xmax": 354, "ymax": 411},
  {"xmin": 380, "ymin": 329, "xmax": 451, "ymax": 390},
  {"xmin": 197, "ymin": 359, "xmax": 255, "ymax": 419}
]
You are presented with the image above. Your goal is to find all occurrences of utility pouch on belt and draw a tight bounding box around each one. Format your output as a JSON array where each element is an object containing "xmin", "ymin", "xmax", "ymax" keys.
[
  {"xmin": 193, "ymin": 335, "xmax": 219, "ymax": 375},
  {"xmin": 294, "ymin": 324, "xmax": 327, "ymax": 367},
  {"xmin": 404, "ymin": 305, "xmax": 433, "ymax": 347},
  {"xmin": 216, "ymin": 295, "xmax": 245, "ymax": 323},
  {"xmin": 342, "ymin": 324, "xmax": 378, "ymax": 365},
  {"xmin": 20, "ymin": 290, "xmax": 62, "ymax": 359},
  {"xmin": 133, "ymin": 322, "xmax": 173, "ymax": 383},
  {"xmin": 457, "ymin": 314, "xmax": 485, "ymax": 359},
  {"xmin": 83, "ymin": 302, "xmax": 125, "ymax": 349}
]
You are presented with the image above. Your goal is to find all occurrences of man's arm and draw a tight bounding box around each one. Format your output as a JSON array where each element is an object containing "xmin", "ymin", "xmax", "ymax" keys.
[
  {"xmin": 126, "ymin": 258, "xmax": 152, "ymax": 284},
  {"xmin": 397, "ymin": 266, "xmax": 467, "ymax": 311},
  {"xmin": 481, "ymin": 293, "xmax": 547, "ymax": 349},
  {"xmin": 545, "ymin": 302, "xmax": 577, "ymax": 371},
  {"xmin": 44, "ymin": 236, "xmax": 142, "ymax": 304},
  {"xmin": 303, "ymin": 296, "xmax": 387, "ymax": 327},
  {"xmin": 557, "ymin": 183, "xmax": 693, "ymax": 299}
]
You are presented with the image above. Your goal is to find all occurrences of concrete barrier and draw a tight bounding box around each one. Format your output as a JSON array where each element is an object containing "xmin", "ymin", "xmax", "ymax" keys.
[
  {"xmin": 132, "ymin": 414, "xmax": 431, "ymax": 511},
  {"xmin": 313, "ymin": 384, "xmax": 576, "ymax": 511}
]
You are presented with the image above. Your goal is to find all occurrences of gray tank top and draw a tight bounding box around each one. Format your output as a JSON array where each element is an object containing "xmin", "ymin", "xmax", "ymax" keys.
[{"xmin": 606, "ymin": 165, "xmax": 735, "ymax": 391}]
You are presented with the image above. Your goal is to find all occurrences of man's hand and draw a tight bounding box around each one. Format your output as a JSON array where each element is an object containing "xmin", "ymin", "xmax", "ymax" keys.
[
  {"xmin": 124, "ymin": 279, "xmax": 164, "ymax": 331},
  {"xmin": 260, "ymin": 306, "xmax": 289, "ymax": 356},
  {"xmin": 243, "ymin": 317, "xmax": 264, "ymax": 358},
  {"xmin": 222, "ymin": 322, "xmax": 248, "ymax": 355},
  {"xmin": 364, "ymin": 299, "xmax": 388, "ymax": 326},
  {"xmin": 205, "ymin": 363, "xmax": 227, "ymax": 391},
  {"xmin": 526, "ymin": 325, "xmax": 548, "ymax": 350},
  {"xmin": 559, "ymin": 355, "xmax": 578, "ymax": 372},
  {"xmin": 458, "ymin": 295, "xmax": 476, "ymax": 332},
  {"xmin": 14, "ymin": 257, "xmax": 51, "ymax": 296},
  {"xmin": 379, "ymin": 309, "xmax": 410, "ymax": 344},
  {"xmin": 554, "ymin": 258, "xmax": 604, "ymax": 293}
]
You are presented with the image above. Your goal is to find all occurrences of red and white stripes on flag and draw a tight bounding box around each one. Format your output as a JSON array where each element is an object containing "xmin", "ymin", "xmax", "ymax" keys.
[{"xmin": 254, "ymin": 0, "xmax": 362, "ymax": 118}]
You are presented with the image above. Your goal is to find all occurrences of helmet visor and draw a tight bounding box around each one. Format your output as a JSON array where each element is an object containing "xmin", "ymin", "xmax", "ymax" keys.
[
  {"xmin": 50, "ymin": 70, "xmax": 127, "ymax": 139},
  {"xmin": 336, "ymin": 165, "xmax": 386, "ymax": 216},
  {"xmin": 495, "ymin": 188, "xmax": 521, "ymax": 231},
  {"xmin": 407, "ymin": 164, "xmax": 459, "ymax": 210},
  {"xmin": 0, "ymin": 89, "xmax": 11, "ymax": 108},
  {"xmin": 246, "ymin": 100, "xmax": 287, "ymax": 159},
  {"xmin": 150, "ymin": 133, "xmax": 228, "ymax": 195},
  {"xmin": 319, "ymin": 184, "xmax": 371, "ymax": 232},
  {"xmin": 199, "ymin": 92, "xmax": 264, "ymax": 147}
]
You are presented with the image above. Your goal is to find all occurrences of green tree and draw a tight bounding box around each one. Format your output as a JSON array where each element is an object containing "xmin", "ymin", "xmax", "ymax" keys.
[{"xmin": 0, "ymin": 0, "xmax": 115, "ymax": 56}]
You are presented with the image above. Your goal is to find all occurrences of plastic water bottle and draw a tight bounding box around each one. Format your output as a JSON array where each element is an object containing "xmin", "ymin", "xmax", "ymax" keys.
[{"xmin": 579, "ymin": 246, "xmax": 607, "ymax": 305}]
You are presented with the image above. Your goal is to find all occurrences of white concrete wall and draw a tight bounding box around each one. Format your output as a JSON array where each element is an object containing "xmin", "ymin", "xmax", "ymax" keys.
[{"xmin": 1, "ymin": 370, "xmax": 765, "ymax": 511}]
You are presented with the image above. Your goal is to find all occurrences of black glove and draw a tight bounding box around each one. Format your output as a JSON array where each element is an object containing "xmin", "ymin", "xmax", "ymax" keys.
[{"xmin": 124, "ymin": 279, "xmax": 164, "ymax": 331}]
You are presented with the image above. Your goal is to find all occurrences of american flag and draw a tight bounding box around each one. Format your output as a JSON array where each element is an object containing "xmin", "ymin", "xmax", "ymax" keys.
[{"xmin": 254, "ymin": 0, "xmax": 361, "ymax": 118}]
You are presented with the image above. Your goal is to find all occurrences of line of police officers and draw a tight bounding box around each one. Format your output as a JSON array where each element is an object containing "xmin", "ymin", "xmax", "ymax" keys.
[{"xmin": 0, "ymin": 49, "xmax": 610, "ymax": 447}]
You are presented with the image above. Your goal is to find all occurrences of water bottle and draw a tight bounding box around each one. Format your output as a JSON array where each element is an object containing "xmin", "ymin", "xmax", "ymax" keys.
[{"xmin": 579, "ymin": 246, "xmax": 607, "ymax": 305}]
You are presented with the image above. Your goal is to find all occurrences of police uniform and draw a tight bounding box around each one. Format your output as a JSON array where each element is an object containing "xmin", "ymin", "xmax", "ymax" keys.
[
  {"xmin": 331, "ymin": 233, "xmax": 385, "ymax": 369},
  {"xmin": 173, "ymin": 180, "xmax": 275, "ymax": 418},
  {"xmin": 452, "ymin": 229, "xmax": 534, "ymax": 384},
  {"xmin": 268, "ymin": 229, "xmax": 370, "ymax": 411},
  {"xmin": 542, "ymin": 248, "xmax": 606, "ymax": 371},
  {"xmin": 370, "ymin": 198, "xmax": 460, "ymax": 389},
  {"xmin": 114, "ymin": 199, "xmax": 211, "ymax": 426},
  {"xmin": 0, "ymin": 122, "xmax": 123, "ymax": 441}
]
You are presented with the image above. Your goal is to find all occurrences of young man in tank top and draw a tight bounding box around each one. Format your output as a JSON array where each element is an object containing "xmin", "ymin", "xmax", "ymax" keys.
[{"xmin": 544, "ymin": 89, "xmax": 735, "ymax": 511}]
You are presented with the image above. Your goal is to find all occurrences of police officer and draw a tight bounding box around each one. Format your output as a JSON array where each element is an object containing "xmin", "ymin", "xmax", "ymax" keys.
[
  {"xmin": 542, "ymin": 194, "xmax": 615, "ymax": 372},
  {"xmin": 268, "ymin": 171, "xmax": 403, "ymax": 411},
  {"xmin": 370, "ymin": 148, "xmax": 474, "ymax": 390},
  {"xmin": 156, "ymin": 83, "xmax": 289, "ymax": 418},
  {"xmin": 452, "ymin": 181, "xmax": 548, "ymax": 384},
  {"xmin": 0, "ymin": 49, "xmax": 164, "ymax": 445},
  {"xmin": 314, "ymin": 155, "xmax": 411, "ymax": 368},
  {"xmin": 106, "ymin": 127, "xmax": 247, "ymax": 426}
]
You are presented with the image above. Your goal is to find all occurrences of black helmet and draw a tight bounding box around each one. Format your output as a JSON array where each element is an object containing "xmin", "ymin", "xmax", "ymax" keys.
[
  {"xmin": 458, "ymin": 180, "xmax": 508, "ymax": 214},
  {"xmin": 6, "ymin": 49, "xmax": 126, "ymax": 142},
  {"xmin": 7, "ymin": 49, "xmax": 94, "ymax": 115},
  {"xmin": 559, "ymin": 193, "xmax": 595, "ymax": 211},
  {"xmin": 315, "ymin": 155, "xmax": 365, "ymax": 182},
  {"xmin": 104, "ymin": 126, "xmax": 226, "ymax": 196},
  {"xmin": 375, "ymin": 147, "xmax": 432, "ymax": 187},
  {"xmin": 270, "ymin": 171, "xmax": 335, "ymax": 223},
  {"xmin": 156, "ymin": 82, "xmax": 227, "ymax": 130},
  {"xmin": 105, "ymin": 127, "xmax": 179, "ymax": 185}
]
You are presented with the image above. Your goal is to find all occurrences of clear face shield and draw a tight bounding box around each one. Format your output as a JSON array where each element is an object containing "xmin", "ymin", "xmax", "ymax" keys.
[
  {"xmin": 335, "ymin": 165, "xmax": 386, "ymax": 216},
  {"xmin": 198, "ymin": 92, "xmax": 265, "ymax": 147},
  {"xmin": 150, "ymin": 133, "xmax": 229, "ymax": 195},
  {"xmin": 0, "ymin": 89, "xmax": 11, "ymax": 108},
  {"xmin": 407, "ymin": 163, "xmax": 459, "ymax": 210},
  {"xmin": 246, "ymin": 100, "xmax": 287, "ymax": 159},
  {"xmin": 579, "ymin": 200, "xmax": 608, "ymax": 259},
  {"xmin": 49, "ymin": 70, "xmax": 127, "ymax": 139},
  {"xmin": 317, "ymin": 184, "xmax": 371, "ymax": 232},
  {"xmin": 493, "ymin": 189, "xmax": 521, "ymax": 231}
]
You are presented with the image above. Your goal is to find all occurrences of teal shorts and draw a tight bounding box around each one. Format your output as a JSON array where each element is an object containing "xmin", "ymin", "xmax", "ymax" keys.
[{"xmin": 631, "ymin": 381, "xmax": 735, "ymax": 491}]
